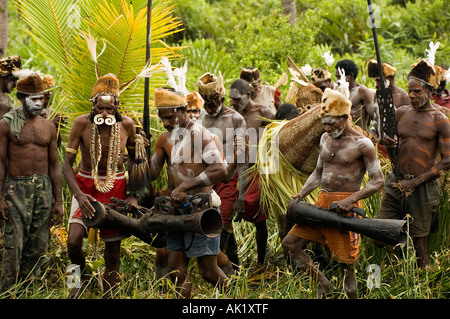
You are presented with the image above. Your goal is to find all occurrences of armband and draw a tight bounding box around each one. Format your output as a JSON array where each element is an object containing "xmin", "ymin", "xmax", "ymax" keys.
[
  {"xmin": 198, "ymin": 171, "xmax": 212, "ymax": 185},
  {"xmin": 202, "ymin": 149, "xmax": 222, "ymax": 164},
  {"xmin": 66, "ymin": 147, "xmax": 78, "ymax": 154}
]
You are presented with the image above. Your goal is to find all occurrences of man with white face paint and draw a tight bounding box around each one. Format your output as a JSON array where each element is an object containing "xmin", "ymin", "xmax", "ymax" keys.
[
  {"xmin": 0, "ymin": 73, "xmax": 63, "ymax": 291},
  {"xmin": 197, "ymin": 73, "xmax": 247, "ymax": 270},
  {"xmin": 151, "ymin": 87, "xmax": 228, "ymax": 299},
  {"xmin": 229, "ymin": 78, "xmax": 275, "ymax": 267},
  {"xmin": 282, "ymin": 88, "xmax": 384, "ymax": 299},
  {"xmin": 63, "ymin": 74, "xmax": 139, "ymax": 298}
]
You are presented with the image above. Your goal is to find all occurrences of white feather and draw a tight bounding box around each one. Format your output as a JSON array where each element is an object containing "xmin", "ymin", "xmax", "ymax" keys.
[
  {"xmin": 336, "ymin": 67, "xmax": 349, "ymax": 99},
  {"xmin": 444, "ymin": 68, "xmax": 450, "ymax": 83},
  {"xmin": 135, "ymin": 60, "xmax": 162, "ymax": 79},
  {"xmin": 322, "ymin": 51, "xmax": 335, "ymax": 68},
  {"xmin": 172, "ymin": 61, "xmax": 189, "ymax": 96},
  {"xmin": 425, "ymin": 41, "xmax": 440, "ymax": 66},
  {"xmin": 80, "ymin": 30, "xmax": 107, "ymax": 64},
  {"xmin": 160, "ymin": 57, "xmax": 178, "ymax": 90},
  {"xmin": 300, "ymin": 64, "xmax": 312, "ymax": 76},
  {"xmin": 12, "ymin": 68, "xmax": 37, "ymax": 79}
]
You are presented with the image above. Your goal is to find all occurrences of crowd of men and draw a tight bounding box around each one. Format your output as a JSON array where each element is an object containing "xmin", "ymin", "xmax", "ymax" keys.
[{"xmin": 0, "ymin": 48, "xmax": 449, "ymax": 299}]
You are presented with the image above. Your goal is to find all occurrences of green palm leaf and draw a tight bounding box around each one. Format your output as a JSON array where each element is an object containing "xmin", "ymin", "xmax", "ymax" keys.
[{"xmin": 16, "ymin": 0, "xmax": 184, "ymax": 125}]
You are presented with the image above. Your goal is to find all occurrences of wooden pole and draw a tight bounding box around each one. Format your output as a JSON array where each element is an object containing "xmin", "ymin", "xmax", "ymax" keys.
[{"xmin": 143, "ymin": 0, "xmax": 152, "ymax": 158}]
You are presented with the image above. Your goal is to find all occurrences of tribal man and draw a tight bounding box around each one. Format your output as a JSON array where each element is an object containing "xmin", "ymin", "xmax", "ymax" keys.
[
  {"xmin": 367, "ymin": 60, "xmax": 409, "ymax": 157},
  {"xmin": 151, "ymin": 87, "xmax": 228, "ymax": 299},
  {"xmin": 229, "ymin": 78, "xmax": 275, "ymax": 267},
  {"xmin": 63, "ymin": 74, "xmax": 139, "ymax": 298},
  {"xmin": 0, "ymin": 55, "xmax": 22, "ymax": 118},
  {"xmin": 335, "ymin": 59, "xmax": 376, "ymax": 131},
  {"xmin": 240, "ymin": 67, "xmax": 283, "ymax": 113},
  {"xmin": 0, "ymin": 73, "xmax": 63, "ymax": 291},
  {"xmin": 367, "ymin": 60, "xmax": 409, "ymax": 108},
  {"xmin": 282, "ymin": 88, "xmax": 384, "ymax": 298},
  {"xmin": 377, "ymin": 58, "xmax": 450, "ymax": 268},
  {"xmin": 198, "ymin": 72, "xmax": 247, "ymax": 270}
]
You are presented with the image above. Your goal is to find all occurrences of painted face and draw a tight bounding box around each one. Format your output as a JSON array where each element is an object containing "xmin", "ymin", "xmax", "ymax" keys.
[
  {"xmin": 229, "ymin": 88, "xmax": 250, "ymax": 113},
  {"xmin": 374, "ymin": 77, "xmax": 390, "ymax": 90},
  {"xmin": 158, "ymin": 108, "xmax": 180, "ymax": 132},
  {"xmin": 24, "ymin": 94, "xmax": 45, "ymax": 116},
  {"xmin": 93, "ymin": 95, "xmax": 117, "ymax": 124},
  {"xmin": 407, "ymin": 78, "xmax": 430, "ymax": 110},
  {"xmin": 187, "ymin": 107, "xmax": 201, "ymax": 121},
  {"xmin": 203, "ymin": 95, "xmax": 223, "ymax": 117},
  {"xmin": 321, "ymin": 116, "xmax": 346, "ymax": 139}
]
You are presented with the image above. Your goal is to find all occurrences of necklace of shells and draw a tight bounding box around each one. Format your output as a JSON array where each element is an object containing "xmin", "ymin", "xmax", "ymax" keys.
[{"xmin": 90, "ymin": 120, "xmax": 121, "ymax": 193}]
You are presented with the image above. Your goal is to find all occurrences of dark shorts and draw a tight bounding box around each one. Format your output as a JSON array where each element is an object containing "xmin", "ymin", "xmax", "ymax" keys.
[{"xmin": 378, "ymin": 173, "xmax": 440, "ymax": 238}]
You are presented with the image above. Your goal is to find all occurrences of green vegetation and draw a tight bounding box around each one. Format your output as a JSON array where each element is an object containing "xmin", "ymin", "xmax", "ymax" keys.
[{"xmin": 2, "ymin": 0, "xmax": 449, "ymax": 299}]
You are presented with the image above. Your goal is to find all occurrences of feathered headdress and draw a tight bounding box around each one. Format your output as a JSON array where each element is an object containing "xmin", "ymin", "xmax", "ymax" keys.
[
  {"xmin": 408, "ymin": 41, "xmax": 441, "ymax": 89},
  {"xmin": 367, "ymin": 60, "xmax": 396, "ymax": 78},
  {"xmin": 161, "ymin": 57, "xmax": 189, "ymax": 96}
]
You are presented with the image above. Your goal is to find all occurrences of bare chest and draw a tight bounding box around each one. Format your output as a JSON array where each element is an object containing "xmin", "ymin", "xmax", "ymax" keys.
[
  {"xmin": 398, "ymin": 112, "xmax": 437, "ymax": 142},
  {"xmin": 17, "ymin": 120, "xmax": 51, "ymax": 146}
]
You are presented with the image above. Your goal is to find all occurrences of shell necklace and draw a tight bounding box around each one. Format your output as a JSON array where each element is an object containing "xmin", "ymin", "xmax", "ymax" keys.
[{"xmin": 90, "ymin": 121, "xmax": 121, "ymax": 193}]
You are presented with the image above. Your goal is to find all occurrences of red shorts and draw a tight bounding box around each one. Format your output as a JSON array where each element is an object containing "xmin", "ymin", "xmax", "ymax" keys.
[
  {"xmin": 214, "ymin": 172, "xmax": 239, "ymax": 230},
  {"xmin": 69, "ymin": 169, "xmax": 128, "ymax": 242},
  {"xmin": 243, "ymin": 172, "xmax": 268, "ymax": 223}
]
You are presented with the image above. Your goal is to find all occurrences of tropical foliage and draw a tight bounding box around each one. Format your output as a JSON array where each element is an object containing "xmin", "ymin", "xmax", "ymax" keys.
[
  {"xmin": 2, "ymin": 0, "xmax": 450, "ymax": 300},
  {"xmin": 15, "ymin": 0, "xmax": 183, "ymax": 128}
]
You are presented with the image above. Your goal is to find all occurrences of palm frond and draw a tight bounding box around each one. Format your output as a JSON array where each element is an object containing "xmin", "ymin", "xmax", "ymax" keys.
[
  {"xmin": 16, "ymin": 0, "xmax": 76, "ymax": 73},
  {"xmin": 249, "ymin": 121, "xmax": 318, "ymax": 226},
  {"xmin": 17, "ymin": 0, "xmax": 184, "ymax": 122}
]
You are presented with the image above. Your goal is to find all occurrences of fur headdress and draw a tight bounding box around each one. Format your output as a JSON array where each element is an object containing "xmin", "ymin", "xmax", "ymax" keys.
[
  {"xmin": 0, "ymin": 55, "xmax": 22, "ymax": 76},
  {"xmin": 434, "ymin": 65, "xmax": 449, "ymax": 86},
  {"xmin": 16, "ymin": 73, "xmax": 46, "ymax": 94},
  {"xmin": 367, "ymin": 60, "xmax": 396, "ymax": 78},
  {"xmin": 90, "ymin": 73, "xmax": 120, "ymax": 101},
  {"xmin": 187, "ymin": 91, "xmax": 204, "ymax": 110},
  {"xmin": 197, "ymin": 72, "xmax": 226, "ymax": 98},
  {"xmin": 319, "ymin": 88, "xmax": 352, "ymax": 118},
  {"xmin": 408, "ymin": 41, "xmax": 440, "ymax": 89},
  {"xmin": 310, "ymin": 68, "xmax": 332, "ymax": 84},
  {"xmin": 43, "ymin": 74, "xmax": 55, "ymax": 88},
  {"xmin": 154, "ymin": 87, "xmax": 187, "ymax": 109},
  {"xmin": 240, "ymin": 67, "xmax": 261, "ymax": 83}
]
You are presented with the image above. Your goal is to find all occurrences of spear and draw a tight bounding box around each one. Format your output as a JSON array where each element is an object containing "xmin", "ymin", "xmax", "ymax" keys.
[
  {"xmin": 367, "ymin": 0, "xmax": 399, "ymax": 178},
  {"xmin": 143, "ymin": 0, "xmax": 152, "ymax": 159}
]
